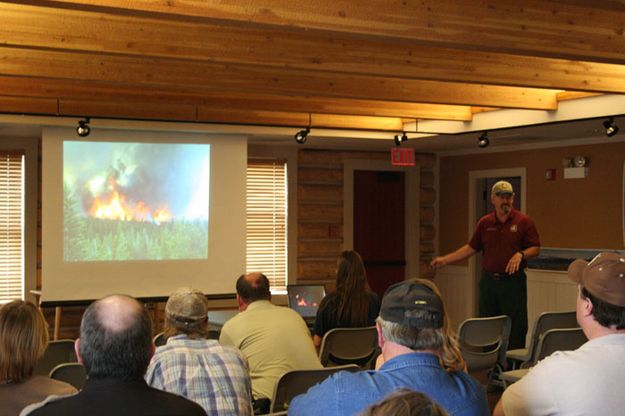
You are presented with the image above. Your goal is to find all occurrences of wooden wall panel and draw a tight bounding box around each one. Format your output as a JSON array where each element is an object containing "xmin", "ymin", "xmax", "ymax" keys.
[
  {"xmin": 297, "ymin": 259, "xmax": 337, "ymax": 282},
  {"xmin": 298, "ymin": 167, "xmax": 343, "ymax": 183},
  {"xmin": 298, "ymin": 184, "xmax": 343, "ymax": 203},
  {"xmin": 297, "ymin": 148, "xmax": 437, "ymax": 288}
]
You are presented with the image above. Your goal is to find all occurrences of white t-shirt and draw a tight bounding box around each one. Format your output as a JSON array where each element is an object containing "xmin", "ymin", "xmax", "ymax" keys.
[{"xmin": 502, "ymin": 333, "xmax": 625, "ymax": 416}]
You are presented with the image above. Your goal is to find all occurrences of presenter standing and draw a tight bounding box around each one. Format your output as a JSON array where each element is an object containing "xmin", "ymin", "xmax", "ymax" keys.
[{"xmin": 430, "ymin": 180, "xmax": 540, "ymax": 349}]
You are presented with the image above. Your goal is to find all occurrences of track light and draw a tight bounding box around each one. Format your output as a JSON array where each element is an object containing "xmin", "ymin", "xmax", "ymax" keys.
[
  {"xmin": 76, "ymin": 117, "xmax": 91, "ymax": 137},
  {"xmin": 294, "ymin": 127, "xmax": 310, "ymax": 144},
  {"xmin": 477, "ymin": 131, "xmax": 489, "ymax": 148},
  {"xmin": 393, "ymin": 132, "xmax": 408, "ymax": 146},
  {"xmin": 603, "ymin": 117, "xmax": 619, "ymax": 137}
]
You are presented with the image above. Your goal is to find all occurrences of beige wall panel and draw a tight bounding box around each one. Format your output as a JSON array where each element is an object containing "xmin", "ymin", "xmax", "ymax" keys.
[{"xmin": 439, "ymin": 141, "xmax": 625, "ymax": 255}]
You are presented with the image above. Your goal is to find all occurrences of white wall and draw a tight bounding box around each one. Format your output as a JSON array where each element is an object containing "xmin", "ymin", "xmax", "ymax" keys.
[{"xmin": 438, "ymin": 267, "xmax": 578, "ymax": 343}]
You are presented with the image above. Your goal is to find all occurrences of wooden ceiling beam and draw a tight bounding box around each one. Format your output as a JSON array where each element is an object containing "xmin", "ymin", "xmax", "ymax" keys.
[
  {"xmin": 196, "ymin": 109, "xmax": 405, "ymax": 131},
  {"xmin": 34, "ymin": 0, "xmax": 625, "ymax": 64},
  {"xmin": 1, "ymin": 4, "xmax": 624, "ymax": 93},
  {"xmin": 0, "ymin": 94, "xmax": 404, "ymax": 130},
  {"xmin": 0, "ymin": 47, "xmax": 559, "ymax": 110},
  {"xmin": 0, "ymin": 95, "xmax": 58, "ymax": 115},
  {"xmin": 0, "ymin": 76, "xmax": 475, "ymax": 121}
]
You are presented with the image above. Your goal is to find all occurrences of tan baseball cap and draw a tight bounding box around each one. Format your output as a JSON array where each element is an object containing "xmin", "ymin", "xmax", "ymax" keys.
[
  {"xmin": 165, "ymin": 287, "xmax": 209, "ymax": 326},
  {"xmin": 568, "ymin": 252, "xmax": 625, "ymax": 307},
  {"xmin": 491, "ymin": 180, "xmax": 514, "ymax": 196}
]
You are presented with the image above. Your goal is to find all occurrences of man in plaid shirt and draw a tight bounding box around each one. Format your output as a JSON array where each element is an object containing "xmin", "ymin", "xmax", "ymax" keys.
[{"xmin": 146, "ymin": 287, "xmax": 252, "ymax": 416}]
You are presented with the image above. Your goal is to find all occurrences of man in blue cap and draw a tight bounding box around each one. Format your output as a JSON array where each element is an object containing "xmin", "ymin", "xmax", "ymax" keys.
[{"xmin": 288, "ymin": 279, "xmax": 488, "ymax": 416}]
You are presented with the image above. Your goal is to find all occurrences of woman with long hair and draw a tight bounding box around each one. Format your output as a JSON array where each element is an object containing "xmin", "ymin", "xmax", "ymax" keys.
[
  {"xmin": 312, "ymin": 250, "xmax": 381, "ymax": 348},
  {"xmin": 0, "ymin": 300, "xmax": 76, "ymax": 414}
]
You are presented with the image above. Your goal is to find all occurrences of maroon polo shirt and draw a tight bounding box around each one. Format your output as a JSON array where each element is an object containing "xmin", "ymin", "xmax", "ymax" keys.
[{"xmin": 468, "ymin": 209, "xmax": 540, "ymax": 274}]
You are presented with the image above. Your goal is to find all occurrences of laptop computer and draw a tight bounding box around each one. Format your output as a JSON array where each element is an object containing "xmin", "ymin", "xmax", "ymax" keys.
[{"xmin": 287, "ymin": 284, "xmax": 326, "ymax": 327}]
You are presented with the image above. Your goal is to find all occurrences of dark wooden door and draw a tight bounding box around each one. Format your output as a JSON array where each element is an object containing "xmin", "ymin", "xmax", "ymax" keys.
[{"xmin": 353, "ymin": 170, "xmax": 405, "ymax": 298}]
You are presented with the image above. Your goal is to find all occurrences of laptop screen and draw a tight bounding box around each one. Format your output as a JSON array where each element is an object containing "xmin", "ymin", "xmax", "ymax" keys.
[{"xmin": 287, "ymin": 284, "xmax": 326, "ymax": 319}]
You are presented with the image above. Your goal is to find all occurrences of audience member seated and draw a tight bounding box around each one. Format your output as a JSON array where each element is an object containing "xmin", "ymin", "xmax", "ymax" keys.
[
  {"xmin": 219, "ymin": 273, "xmax": 321, "ymax": 413},
  {"xmin": 22, "ymin": 295, "xmax": 206, "ymax": 416},
  {"xmin": 0, "ymin": 300, "xmax": 76, "ymax": 415},
  {"xmin": 360, "ymin": 388, "xmax": 448, "ymax": 416},
  {"xmin": 313, "ymin": 250, "xmax": 381, "ymax": 348},
  {"xmin": 288, "ymin": 279, "xmax": 489, "ymax": 416},
  {"xmin": 494, "ymin": 252, "xmax": 625, "ymax": 416},
  {"xmin": 145, "ymin": 287, "xmax": 252, "ymax": 415}
]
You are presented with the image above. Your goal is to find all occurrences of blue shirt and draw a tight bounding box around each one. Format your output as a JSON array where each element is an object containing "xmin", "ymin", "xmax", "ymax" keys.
[{"xmin": 288, "ymin": 352, "xmax": 489, "ymax": 416}]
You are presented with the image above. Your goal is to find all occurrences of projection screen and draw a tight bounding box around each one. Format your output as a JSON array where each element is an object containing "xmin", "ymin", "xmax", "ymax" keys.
[{"xmin": 41, "ymin": 127, "xmax": 247, "ymax": 302}]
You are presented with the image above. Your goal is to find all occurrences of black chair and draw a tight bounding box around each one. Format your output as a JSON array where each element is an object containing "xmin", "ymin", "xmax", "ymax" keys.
[
  {"xmin": 34, "ymin": 339, "xmax": 77, "ymax": 376},
  {"xmin": 270, "ymin": 364, "xmax": 359, "ymax": 413},
  {"xmin": 153, "ymin": 332, "xmax": 167, "ymax": 347},
  {"xmin": 49, "ymin": 362, "xmax": 87, "ymax": 390}
]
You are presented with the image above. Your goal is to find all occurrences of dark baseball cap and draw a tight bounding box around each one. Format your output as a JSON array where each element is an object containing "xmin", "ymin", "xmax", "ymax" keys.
[
  {"xmin": 380, "ymin": 280, "xmax": 444, "ymax": 329},
  {"xmin": 568, "ymin": 252, "xmax": 625, "ymax": 307}
]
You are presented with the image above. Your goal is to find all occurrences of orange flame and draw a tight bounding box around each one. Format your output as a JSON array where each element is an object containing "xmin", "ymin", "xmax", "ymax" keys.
[{"xmin": 88, "ymin": 178, "xmax": 172, "ymax": 224}]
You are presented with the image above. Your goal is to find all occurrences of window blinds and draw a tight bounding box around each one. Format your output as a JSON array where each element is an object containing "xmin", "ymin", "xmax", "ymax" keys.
[
  {"xmin": 246, "ymin": 159, "xmax": 287, "ymax": 291},
  {"xmin": 0, "ymin": 153, "xmax": 24, "ymax": 303}
]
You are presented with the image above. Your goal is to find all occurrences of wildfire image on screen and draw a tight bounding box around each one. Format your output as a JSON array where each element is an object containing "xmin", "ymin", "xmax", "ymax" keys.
[
  {"xmin": 295, "ymin": 294, "xmax": 319, "ymax": 308},
  {"xmin": 63, "ymin": 141, "xmax": 210, "ymax": 261}
]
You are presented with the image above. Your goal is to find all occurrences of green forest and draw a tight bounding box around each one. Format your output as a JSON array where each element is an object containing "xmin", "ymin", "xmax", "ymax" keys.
[{"xmin": 64, "ymin": 185, "xmax": 208, "ymax": 261}]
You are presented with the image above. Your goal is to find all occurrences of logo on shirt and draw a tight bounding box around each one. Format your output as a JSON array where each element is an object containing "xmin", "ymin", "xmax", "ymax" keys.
[{"xmin": 510, "ymin": 225, "xmax": 518, "ymax": 232}]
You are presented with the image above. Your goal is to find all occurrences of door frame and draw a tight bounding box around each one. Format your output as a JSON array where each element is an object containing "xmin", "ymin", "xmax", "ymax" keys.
[
  {"xmin": 468, "ymin": 167, "xmax": 526, "ymax": 315},
  {"xmin": 343, "ymin": 159, "xmax": 420, "ymax": 280}
]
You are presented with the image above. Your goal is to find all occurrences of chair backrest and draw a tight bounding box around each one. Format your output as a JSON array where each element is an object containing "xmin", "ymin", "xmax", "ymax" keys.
[
  {"xmin": 270, "ymin": 364, "xmax": 359, "ymax": 413},
  {"xmin": 318, "ymin": 326, "xmax": 378, "ymax": 368},
  {"xmin": 458, "ymin": 315, "xmax": 511, "ymax": 372},
  {"xmin": 34, "ymin": 339, "xmax": 77, "ymax": 376},
  {"xmin": 153, "ymin": 332, "xmax": 167, "ymax": 347},
  {"xmin": 527, "ymin": 311, "xmax": 578, "ymax": 364},
  {"xmin": 49, "ymin": 362, "xmax": 87, "ymax": 390},
  {"xmin": 534, "ymin": 327, "xmax": 587, "ymax": 362}
]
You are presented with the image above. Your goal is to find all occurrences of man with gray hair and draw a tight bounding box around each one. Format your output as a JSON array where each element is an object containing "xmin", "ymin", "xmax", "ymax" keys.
[
  {"xmin": 23, "ymin": 295, "xmax": 206, "ymax": 416},
  {"xmin": 288, "ymin": 279, "xmax": 488, "ymax": 416},
  {"xmin": 145, "ymin": 287, "xmax": 252, "ymax": 415}
]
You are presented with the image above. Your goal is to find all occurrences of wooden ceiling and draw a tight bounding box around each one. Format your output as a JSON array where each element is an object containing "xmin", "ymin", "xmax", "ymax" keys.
[{"xmin": 1, "ymin": 0, "xmax": 624, "ymax": 133}]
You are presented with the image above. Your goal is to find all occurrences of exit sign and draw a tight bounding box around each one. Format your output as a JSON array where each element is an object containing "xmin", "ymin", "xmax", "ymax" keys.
[{"xmin": 391, "ymin": 147, "xmax": 415, "ymax": 166}]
